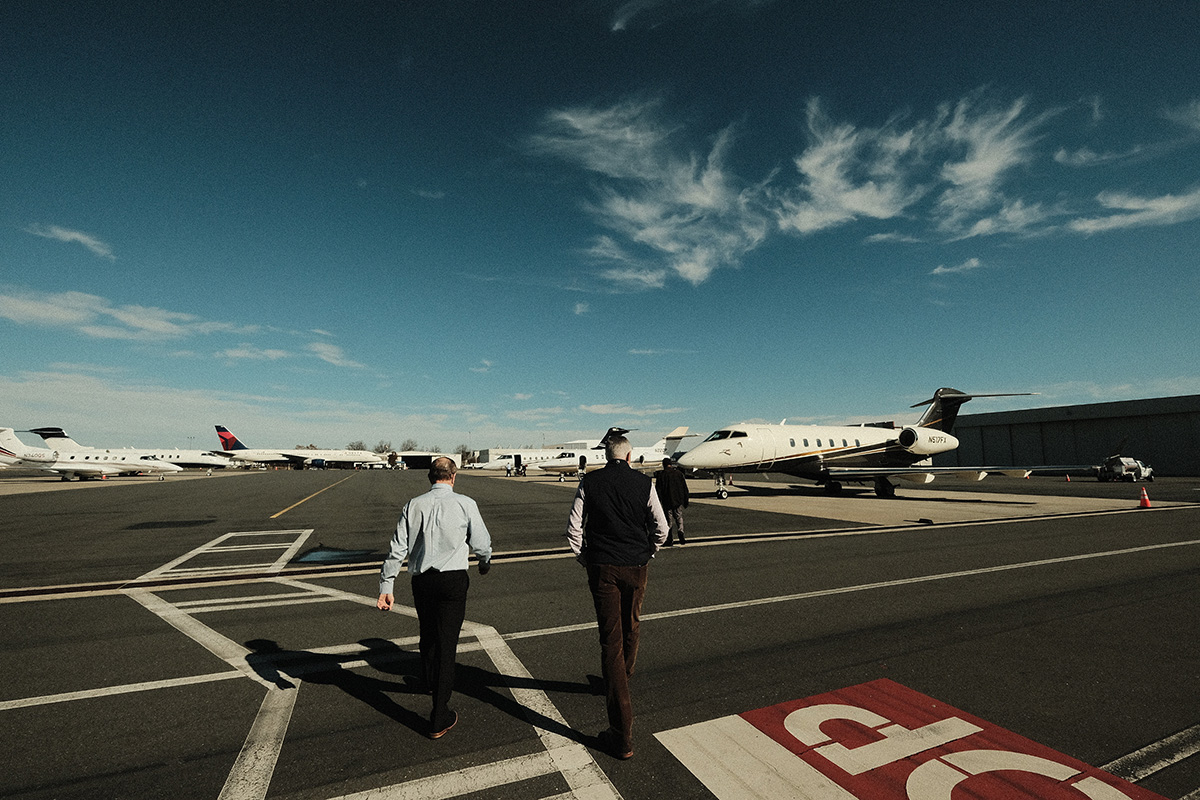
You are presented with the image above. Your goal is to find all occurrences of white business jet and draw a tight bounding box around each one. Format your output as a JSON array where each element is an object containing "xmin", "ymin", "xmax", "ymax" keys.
[
  {"xmin": 677, "ymin": 388, "xmax": 1035, "ymax": 498},
  {"xmin": 539, "ymin": 426, "xmax": 696, "ymax": 480},
  {"xmin": 5, "ymin": 427, "xmax": 182, "ymax": 480}
]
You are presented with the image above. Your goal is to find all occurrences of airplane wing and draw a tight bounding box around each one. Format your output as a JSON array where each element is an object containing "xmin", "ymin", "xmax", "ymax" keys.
[{"xmin": 825, "ymin": 465, "xmax": 1033, "ymax": 481}]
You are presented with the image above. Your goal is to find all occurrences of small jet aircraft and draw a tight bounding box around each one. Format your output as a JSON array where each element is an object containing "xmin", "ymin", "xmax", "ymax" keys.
[
  {"xmin": 538, "ymin": 426, "xmax": 697, "ymax": 480},
  {"xmin": 5, "ymin": 427, "xmax": 182, "ymax": 480},
  {"xmin": 0, "ymin": 428, "xmax": 59, "ymax": 470},
  {"xmin": 677, "ymin": 388, "xmax": 1034, "ymax": 498},
  {"xmin": 215, "ymin": 426, "xmax": 384, "ymax": 468}
]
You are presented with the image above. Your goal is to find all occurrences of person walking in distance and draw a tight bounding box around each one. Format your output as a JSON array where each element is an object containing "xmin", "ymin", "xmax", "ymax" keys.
[
  {"xmin": 654, "ymin": 457, "xmax": 690, "ymax": 546},
  {"xmin": 377, "ymin": 456, "xmax": 492, "ymax": 739},
  {"xmin": 565, "ymin": 434, "xmax": 669, "ymax": 759}
]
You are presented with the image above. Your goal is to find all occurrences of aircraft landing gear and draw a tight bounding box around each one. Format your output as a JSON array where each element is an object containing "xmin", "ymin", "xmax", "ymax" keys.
[
  {"xmin": 715, "ymin": 473, "xmax": 731, "ymax": 499},
  {"xmin": 823, "ymin": 480, "xmax": 843, "ymax": 496},
  {"xmin": 874, "ymin": 477, "xmax": 896, "ymax": 498}
]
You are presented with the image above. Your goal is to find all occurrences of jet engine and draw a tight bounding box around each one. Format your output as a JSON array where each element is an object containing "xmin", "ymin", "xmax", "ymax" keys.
[{"xmin": 896, "ymin": 426, "xmax": 959, "ymax": 455}]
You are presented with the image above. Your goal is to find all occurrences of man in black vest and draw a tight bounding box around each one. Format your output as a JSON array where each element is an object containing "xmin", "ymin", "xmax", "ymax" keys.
[
  {"xmin": 565, "ymin": 434, "xmax": 669, "ymax": 759},
  {"xmin": 654, "ymin": 457, "xmax": 690, "ymax": 545}
]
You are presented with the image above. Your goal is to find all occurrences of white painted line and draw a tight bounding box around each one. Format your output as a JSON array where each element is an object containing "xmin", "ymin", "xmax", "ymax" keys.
[
  {"xmin": 0, "ymin": 670, "xmax": 245, "ymax": 711},
  {"xmin": 123, "ymin": 589, "xmax": 274, "ymax": 687},
  {"xmin": 218, "ymin": 684, "xmax": 300, "ymax": 800},
  {"xmin": 502, "ymin": 537, "xmax": 1200, "ymax": 641},
  {"xmin": 183, "ymin": 596, "xmax": 343, "ymax": 614},
  {"xmin": 338, "ymin": 751, "xmax": 560, "ymax": 800},
  {"xmin": 1102, "ymin": 723, "xmax": 1200, "ymax": 782},
  {"xmin": 134, "ymin": 530, "xmax": 314, "ymax": 582},
  {"xmin": 655, "ymin": 714, "xmax": 857, "ymax": 799}
]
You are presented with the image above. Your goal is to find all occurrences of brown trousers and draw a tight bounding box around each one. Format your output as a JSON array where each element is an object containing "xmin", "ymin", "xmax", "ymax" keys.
[{"xmin": 586, "ymin": 562, "xmax": 648, "ymax": 750}]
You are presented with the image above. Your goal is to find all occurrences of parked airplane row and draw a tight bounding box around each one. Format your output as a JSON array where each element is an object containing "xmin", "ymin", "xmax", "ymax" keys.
[
  {"xmin": 0, "ymin": 425, "xmax": 385, "ymax": 480},
  {"xmin": 3, "ymin": 387, "xmax": 1049, "ymax": 494}
]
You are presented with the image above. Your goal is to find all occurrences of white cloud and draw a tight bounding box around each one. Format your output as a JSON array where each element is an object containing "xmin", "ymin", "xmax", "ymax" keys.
[
  {"xmin": 532, "ymin": 98, "xmax": 769, "ymax": 287},
  {"xmin": 1054, "ymin": 146, "xmax": 1142, "ymax": 167},
  {"xmin": 25, "ymin": 224, "xmax": 116, "ymax": 260},
  {"xmin": 935, "ymin": 95, "xmax": 1056, "ymax": 234},
  {"xmin": 776, "ymin": 98, "xmax": 932, "ymax": 234},
  {"xmin": 930, "ymin": 257, "xmax": 984, "ymax": 276},
  {"xmin": 1163, "ymin": 99, "xmax": 1200, "ymax": 132},
  {"xmin": 1068, "ymin": 187, "xmax": 1200, "ymax": 233},
  {"xmin": 573, "ymin": 302, "xmax": 589, "ymax": 315},
  {"xmin": 578, "ymin": 403, "xmax": 688, "ymax": 417},
  {"xmin": 469, "ymin": 359, "xmax": 494, "ymax": 373},
  {"xmin": 0, "ymin": 288, "xmax": 257, "ymax": 340},
  {"xmin": 306, "ymin": 341, "xmax": 365, "ymax": 368},
  {"xmin": 219, "ymin": 345, "xmax": 292, "ymax": 361}
]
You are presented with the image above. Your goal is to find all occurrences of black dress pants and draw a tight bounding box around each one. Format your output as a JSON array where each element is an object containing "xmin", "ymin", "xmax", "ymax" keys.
[{"xmin": 411, "ymin": 568, "xmax": 469, "ymax": 731}]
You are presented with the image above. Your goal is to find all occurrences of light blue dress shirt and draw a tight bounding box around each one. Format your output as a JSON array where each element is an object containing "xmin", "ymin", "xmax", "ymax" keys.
[{"xmin": 379, "ymin": 482, "xmax": 492, "ymax": 594}]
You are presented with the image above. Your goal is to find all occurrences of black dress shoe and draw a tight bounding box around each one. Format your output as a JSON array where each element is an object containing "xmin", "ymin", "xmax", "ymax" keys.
[{"xmin": 430, "ymin": 711, "xmax": 458, "ymax": 739}]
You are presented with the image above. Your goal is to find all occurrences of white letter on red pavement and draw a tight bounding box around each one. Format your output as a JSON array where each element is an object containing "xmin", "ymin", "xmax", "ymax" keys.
[
  {"xmin": 784, "ymin": 703, "xmax": 982, "ymax": 776},
  {"xmin": 908, "ymin": 750, "xmax": 1135, "ymax": 800}
]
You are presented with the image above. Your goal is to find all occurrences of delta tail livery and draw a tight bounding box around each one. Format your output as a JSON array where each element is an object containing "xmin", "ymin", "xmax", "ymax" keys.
[
  {"xmin": 215, "ymin": 426, "xmax": 383, "ymax": 468},
  {"xmin": 677, "ymin": 388, "xmax": 1035, "ymax": 498}
]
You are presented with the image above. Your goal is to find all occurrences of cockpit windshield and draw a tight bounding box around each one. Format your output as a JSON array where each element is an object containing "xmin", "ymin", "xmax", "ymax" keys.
[{"xmin": 703, "ymin": 430, "xmax": 732, "ymax": 442}]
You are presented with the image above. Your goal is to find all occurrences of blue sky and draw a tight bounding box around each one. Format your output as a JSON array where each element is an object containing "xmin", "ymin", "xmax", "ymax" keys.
[{"xmin": 2, "ymin": 0, "xmax": 1198, "ymax": 453}]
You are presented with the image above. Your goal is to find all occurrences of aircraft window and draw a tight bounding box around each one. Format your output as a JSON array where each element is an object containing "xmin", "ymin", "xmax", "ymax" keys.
[
  {"xmin": 703, "ymin": 431, "xmax": 733, "ymax": 442},
  {"xmin": 789, "ymin": 439, "xmax": 795, "ymax": 447},
  {"xmin": 842, "ymin": 439, "xmax": 848, "ymax": 447},
  {"xmin": 803, "ymin": 439, "xmax": 809, "ymax": 447},
  {"xmin": 731, "ymin": 431, "xmax": 747, "ymax": 438},
  {"xmin": 855, "ymin": 439, "xmax": 860, "ymax": 447},
  {"xmin": 816, "ymin": 439, "xmax": 822, "ymax": 447}
]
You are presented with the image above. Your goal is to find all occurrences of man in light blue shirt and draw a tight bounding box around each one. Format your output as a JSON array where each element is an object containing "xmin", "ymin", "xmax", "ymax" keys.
[{"xmin": 378, "ymin": 456, "xmax": 492, "ymax": 739}]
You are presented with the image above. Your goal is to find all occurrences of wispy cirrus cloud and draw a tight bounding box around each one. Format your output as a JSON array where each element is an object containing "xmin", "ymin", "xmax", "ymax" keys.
[
  {"xmin": 0, "ymin": 288, "xmax": 257, "ymax": 340},
  {"xmin": 930, "ymin": 257, "xmax": 984, "ymax": 276},
  {"xmin": 306, "ymin": 341, "xmax": 365, "ymax": 368},
  {"xmin": 607, "ymin": 0, "xmax": 774, "ymax": 32},
  {"xmin": 530, "ymin": 97, "xmax": 770, "ymax": 287},
  {"xmin": 578, "ymin": 403, "xmax": 688, "ymax": 417},
  {"xmin": 25, "ymin": 224, "xmax": 116, "ymax": 260},
  {"xmin": 534, "ymin": 89, "xmax": 1200, "ymax": 287},
  {"xmin": 1068, "ymin": 186, "xmax": 1200, "ymax": 234}
]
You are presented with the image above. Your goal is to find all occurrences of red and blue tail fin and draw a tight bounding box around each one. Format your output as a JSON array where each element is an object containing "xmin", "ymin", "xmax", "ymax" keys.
[{"xmin": 215, "ymin": 425, "xmax": 248, "ymax": 451}]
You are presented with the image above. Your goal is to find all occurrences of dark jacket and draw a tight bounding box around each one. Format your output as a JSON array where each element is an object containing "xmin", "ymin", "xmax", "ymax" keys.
[
  {"xmin": 655, "ymin": 465, "xmax": 690, "ymax": 510},
  {"xmin": 581, "ymin": 460, "xmax": 657, "ymax": 566}
]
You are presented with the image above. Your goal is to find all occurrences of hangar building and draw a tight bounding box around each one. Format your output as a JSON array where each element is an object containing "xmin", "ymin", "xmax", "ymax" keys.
[{"xmin": 934, "ymin": 394, "xmax": 1200, "ymax": 477}]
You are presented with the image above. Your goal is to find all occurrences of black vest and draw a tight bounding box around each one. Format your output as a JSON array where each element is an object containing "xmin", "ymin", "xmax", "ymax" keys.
[{"xmin": 582, "ymin": 460, "xmax": 655, "ymax": 566}]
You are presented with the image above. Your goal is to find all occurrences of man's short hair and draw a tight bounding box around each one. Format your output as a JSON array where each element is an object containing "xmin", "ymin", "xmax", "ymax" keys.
[
  {"xmin": 662, "ymin": 457, "xmax": 672, "ymax": 467},
  {"xmin": 428, "ymin": 456, "xmax": 457, "ymax": 483},
  {"xmin": 605, "ymin": 436, "xmax": 632, "ymax": 461}
]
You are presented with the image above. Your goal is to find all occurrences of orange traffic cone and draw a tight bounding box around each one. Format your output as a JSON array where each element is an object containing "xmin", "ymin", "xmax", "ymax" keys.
[
  {"xmin": 1066, "ymin": 474, "xmax": 1071, "ymax": 482},
  {"xmin": 1139, "ymin": 487, "xmax": 1151, "ymax": 509}
]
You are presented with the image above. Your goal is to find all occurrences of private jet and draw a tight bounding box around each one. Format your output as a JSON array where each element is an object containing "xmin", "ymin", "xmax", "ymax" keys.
[
  {"xmin": 677, "ymin": 388, "xmax": 1034, "ymax": 498},
  {"xmin": 539, "ymin": 426, "xmax": 696, "ymax": 480},
  {"xmin": 6, "ymin": 427, "xmax": 182, "ymax": 480}
]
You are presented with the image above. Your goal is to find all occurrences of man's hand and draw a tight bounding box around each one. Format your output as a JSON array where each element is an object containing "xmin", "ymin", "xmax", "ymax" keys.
[
  {"xmin": 478, "ymin": 558, "xmax": 491, "ymax": 575},
  {"xmin": 377, "ymin": 593, "xmax": 394, "ymax": 611}
]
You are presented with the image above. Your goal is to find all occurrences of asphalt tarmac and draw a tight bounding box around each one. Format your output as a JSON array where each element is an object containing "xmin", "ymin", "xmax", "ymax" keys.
[{"xmin": 2, "ymin": 468, "xmax": 1198, "ymax": 800}]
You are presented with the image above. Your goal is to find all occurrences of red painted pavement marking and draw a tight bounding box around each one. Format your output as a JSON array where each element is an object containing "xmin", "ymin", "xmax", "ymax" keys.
[{"xmin": 657, "ymin": 679, "xmax": 1168, "ymax": 800}]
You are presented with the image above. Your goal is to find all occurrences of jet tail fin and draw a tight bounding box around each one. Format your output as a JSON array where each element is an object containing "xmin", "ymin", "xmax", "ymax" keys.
[
  {"xmin": 215, "ymin": 425, "xmax": 249, "ymax": 451},
  {"xmin": 910, "ymin": 388, "xmax": 1036, "ymax": 433},
  {"xmin": 26, "ymin": 427, "xmax": 83, "ymax": 450}
]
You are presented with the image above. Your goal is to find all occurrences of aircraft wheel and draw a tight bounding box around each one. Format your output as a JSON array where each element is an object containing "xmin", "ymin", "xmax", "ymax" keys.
[
  {"xmin": 824, "ymin": 481, "xmax": 843, "ymax": 496},
  {"xmin": 558, "ymin": 475, "xmax": 565, "ymax": 482},
  {"xmin": 717, "ymin": 488, "xmax": 728, "ymax": 500}
]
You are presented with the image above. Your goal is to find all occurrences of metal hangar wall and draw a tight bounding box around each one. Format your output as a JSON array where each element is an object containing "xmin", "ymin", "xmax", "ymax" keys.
[{"xmin": 934, "ymin": 394, "xmax": 1200, "ymax": 476}]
